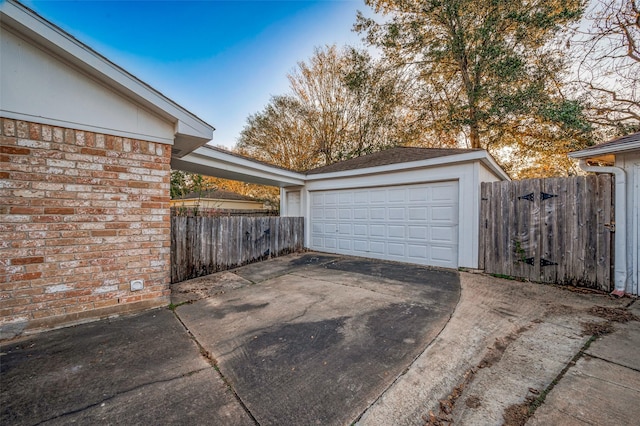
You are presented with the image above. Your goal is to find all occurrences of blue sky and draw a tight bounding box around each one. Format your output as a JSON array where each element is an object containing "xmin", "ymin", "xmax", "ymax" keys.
[{"xmin": 24, "ymin": 0, "xmax": 370, "ymax": 148}]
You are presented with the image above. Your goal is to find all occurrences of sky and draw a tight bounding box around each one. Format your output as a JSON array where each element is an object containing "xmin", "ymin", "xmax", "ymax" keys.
[{"xmin": 23, "ymin": 0, "xmax": 372, "ymax": 148}]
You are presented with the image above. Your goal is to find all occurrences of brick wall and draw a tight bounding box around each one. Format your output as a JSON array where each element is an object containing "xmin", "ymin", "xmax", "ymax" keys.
[{"xmin": 0, "ymin": 118, "xmax": 172, "ymax": 337}]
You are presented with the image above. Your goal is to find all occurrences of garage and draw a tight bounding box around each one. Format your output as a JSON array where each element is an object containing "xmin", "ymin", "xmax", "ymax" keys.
[
  {"xmin": 282, "ymin": 147, "xmax": 510, "ymax": 270},
  {"xmin": 310, "ymin": 182, "xmax": 459, "ymax": 268}
]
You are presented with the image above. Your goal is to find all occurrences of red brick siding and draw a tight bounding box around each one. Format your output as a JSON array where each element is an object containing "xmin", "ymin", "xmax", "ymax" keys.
[{"xmin": 0, "ymin": 118, "xmax": 171, "ymax": 333}]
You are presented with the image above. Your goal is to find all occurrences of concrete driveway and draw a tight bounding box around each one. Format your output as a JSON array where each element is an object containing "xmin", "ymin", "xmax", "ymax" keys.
[
  {"xmin": 173, "ymin": 253, "xmax": 460, "ymax": 425},
  {"xmin": 2, "ymin": 252, "xmax": 638, "ymax": 426}
]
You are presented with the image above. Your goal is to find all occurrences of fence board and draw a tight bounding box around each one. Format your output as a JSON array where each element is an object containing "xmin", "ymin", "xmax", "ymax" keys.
[
  {"xmin": 171, "ymin": 216, "xmax": 304, "ymax": 283},
  {"xmin": 480, "ymin": 176, "xmax": 613, "ymax": 291}
]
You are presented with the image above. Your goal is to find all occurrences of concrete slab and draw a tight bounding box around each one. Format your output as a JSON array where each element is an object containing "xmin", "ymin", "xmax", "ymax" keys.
[
  {"xmin": 528, "ymin": 356, "xmax": 640, "ymax": 426},
  {"xmin": 358, "ymin": 273, "xmax": 628, "ymax": 426},
  {"xmin": 176, "ymin": 257, "xmax": 460, "ymax": 425},
  {"xmin": 171, "ymin": 271, "xmax": 253, "ymax": 304},
  {"xmin": 0, "ymin": 309, "xmax": 252, "ymax": 426},
  {"xmin": 233, "ymin": 252, "xmax": 341, "ymax": 284},
  {"xmin": 586, "ymin": 320, "xmax": 640, "ymax": 371},
  {"xmin": 451, "ymin": 321, "xmax": 587, "ymax": 424}
]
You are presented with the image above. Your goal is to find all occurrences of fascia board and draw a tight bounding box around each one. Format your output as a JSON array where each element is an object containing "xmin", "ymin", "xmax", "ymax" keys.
[
  {"xmin": 304, "ymin": 150, "xmax": 510, "ymax": 181},
  {"xmin": 569, "ymin": 142, "xmax": 640, "ymax": 159},
  {"xmin": 186, "ymin": 147, "xmax": 306, "ymax": 186},
  {"xmin": 0, "ymin": 1, "xmax": 214, "ymax": 143}
]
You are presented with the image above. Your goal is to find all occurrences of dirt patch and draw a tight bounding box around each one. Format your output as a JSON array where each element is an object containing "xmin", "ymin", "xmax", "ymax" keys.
[
  {"xmin": 423, "ymin": 324, "xmax": 532, "ymax": 425},
  {"xmin": 581, "ymin": 320, "xmax": 615, "ymax": 336},
  {"xmin": 423, "ymin": 369, "xmax": 476, "ymax": 425},
  {"xmin": 170, "ymin": 271, "xmax": 252, "ymax": 304},
  {"xmin": 545, "ymin": 303, "xmax": 578, "ymax": 316},
  {"xmin": 588, "ymin": 306, "xmax": 638, "ymax": 323},
  {"xmin": 464, "ymin": 395, "xmax": 481, "ymax": 409},
  {"xmin": 503, "ymin": 401, "xmax": 531, "ymax": 426},
  {"xmin": 478, "ymin": 326, "xmax": 528, "ymax": 369}
]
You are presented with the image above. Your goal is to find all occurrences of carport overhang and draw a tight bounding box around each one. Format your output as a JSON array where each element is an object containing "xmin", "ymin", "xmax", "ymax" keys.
[{"xmin": 171, "ymin": 145, "xmax": 306, "ymax": 187}]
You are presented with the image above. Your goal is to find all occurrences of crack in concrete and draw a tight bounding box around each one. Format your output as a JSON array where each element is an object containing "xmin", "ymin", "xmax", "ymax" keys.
[
  {"xmin": 171, "ymin": 310, "xmax": 260, "ymax": 426},
  {"xmin": 33, "ymin": 367, "xmax": 212, "ymax": 425}
]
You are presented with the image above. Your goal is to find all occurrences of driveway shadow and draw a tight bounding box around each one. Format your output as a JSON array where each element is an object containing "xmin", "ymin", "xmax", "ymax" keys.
[{"xmin": 176, "ymin": 254, "xmax": 460, "ymax": 425}]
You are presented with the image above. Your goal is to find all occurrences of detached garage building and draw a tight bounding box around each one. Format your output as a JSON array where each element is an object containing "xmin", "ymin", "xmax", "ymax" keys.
[{"xmin": 281, "ymin": 147, "xmax": 510, "ymax": 269}]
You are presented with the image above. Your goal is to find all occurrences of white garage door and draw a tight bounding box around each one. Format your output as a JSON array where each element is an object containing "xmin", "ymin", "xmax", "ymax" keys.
[{"xmin": 310, "ymin": 181, "xmax": 459, "ymax": 268}]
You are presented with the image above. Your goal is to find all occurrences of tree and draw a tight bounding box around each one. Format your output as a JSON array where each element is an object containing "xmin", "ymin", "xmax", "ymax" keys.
[
  {"xmin": 355, "ymin": 0, "xmax": 593, "ymax": 173},
  {"xmin": 238, "ymin": 45, "xmax": 426, "ymax": 169},
  {"xmin": 571, "ymin": 0, "xmax": 640, "ymax": 134}
]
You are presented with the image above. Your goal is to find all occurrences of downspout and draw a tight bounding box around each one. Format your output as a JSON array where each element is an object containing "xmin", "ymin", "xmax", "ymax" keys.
[{"xmin": 578, "ymin": 160, "xmax": 627, "ymax": 296}]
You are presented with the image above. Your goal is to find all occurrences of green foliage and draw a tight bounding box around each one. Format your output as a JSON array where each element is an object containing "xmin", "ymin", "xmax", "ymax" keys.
[{"xmin": 357, "ymin": 0, "xmax": 593, "ymax": 173}]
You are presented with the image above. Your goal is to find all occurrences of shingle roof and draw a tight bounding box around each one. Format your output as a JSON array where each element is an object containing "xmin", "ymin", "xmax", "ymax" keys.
[
  {"xmin": 569, "ymin": 132, "xmax": 640, "ymax": 158},
  {"xmin": 305, "ymin": 147, "xmax": 481, "ymax": 175},
  {"xmin": 174, "ymin": 189, "xmax": 259, "ymax": 202}
]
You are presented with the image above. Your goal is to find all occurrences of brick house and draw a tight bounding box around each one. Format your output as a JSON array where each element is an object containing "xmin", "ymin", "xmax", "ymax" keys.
[{"xmin": 0, "ymin": 0, "xmax": 214, "ymax": 337}]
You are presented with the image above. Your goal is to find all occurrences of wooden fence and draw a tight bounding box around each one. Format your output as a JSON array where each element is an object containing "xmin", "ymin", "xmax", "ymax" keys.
[
  {"xmin": 479, "ymin": 176, "xmax": 614, "ymax": 291},
  {"xmin": 171, "ymin": 216, "xmax": 304, "ymax": 283}
]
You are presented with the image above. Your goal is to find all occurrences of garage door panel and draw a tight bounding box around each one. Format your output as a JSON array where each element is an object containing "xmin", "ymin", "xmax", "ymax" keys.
[
  {"xmin": 370, "ymin": 190, "xmax": 386, "ymax": 203},
  {"xmin": 408, "ymin": 225, "xmax": 428, "ymax": 240},
  {"xmin": 353, "ymin": 240, "xmax": 368, "ymax": 252},
  {"xmin": 370, "ymin": 224, "xmax": 385, "ymax": 237},
  {"xmin": 310, "ymin": 181, "xmax": 459, "ymax": 268},
  {"xmin": 388, "ymin": 225, "xmax": 405, "ymax": 238},
  {"xmin": 324, "ymin": 223, "xmax": 337, "ymax": 233},
  {"xmin": 339, "ymin": 209, "xmax": 351, "ymax": 220},
  {"xmin": 409, "ymin": 207, "xmax": 427, "ymax": 220},
  {"xmin": 389, "ymin": 207, "xmax": 405, "ymax": 220},
  {"xmin": 325, "ymin": 193, "xmax": 339, "ymax": 204},
  {"xmin": 388, "ymin": 189, "xmax": 406, "ymax": 202},
  {"xmin": 432, "ymin": 206, "xmax": 455, "ymax": 221},
  {"xmin": 388, "ymin": 242, "xmax": 405, "ymax": 256},
  {"xmin": 338, "ymin": 224, "xmax": 351, "ymax": 235},
  {"xmin": 369, "ymin": 241, "xmax": 385, "ymax": 254},
  {"xmin": 432, "ymin": 226, "xmax": 455, "ymax": 242},
  {"xmin": 339, "ymin": 192, "xmax": 352, "ymax": 204},
  {"xmin": 338, "ymin": 239, "xmax": 352, "ymax": 250},
  {"xmin": 354, "ymin": 224, "xmax": 367, "ymax": 236},
  {"xmin": 370, "ymin": 208, "xmax": 385, "ymax": 220},
  {"xmin": 408, "ymin": 188, "xmax": 427, "ymax": 202},
  {"xmin": 432, "ymin": 184, "xmax": 457, "ymax": 201},
  {"xmin": 324, "ymin": 208, "xmax": 338, "ymax": 220},
  {"xmin": 408, "ymin": 244, "xmax": 428, "ymax": 260},
  {"xmin": 432, "ymin": 246, "xmax": 455, "ymax": 264},
  {"xmin": 354, "ymin": 208, "xmax": 368, "ymax": 220},
  {"xmin": 324, "ymin": 237, "xmax": 337, "ymax": 249},
  {"xmin": 354, "ymin": 192, "xmax": 368, "ymax": 204}
]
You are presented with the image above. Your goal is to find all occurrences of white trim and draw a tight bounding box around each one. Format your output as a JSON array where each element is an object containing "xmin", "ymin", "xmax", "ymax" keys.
[
  {"xmin": 172, "ymin": 146, "xmax": 306, "ymax": 187},
  {"xmin": 305, "ymin": 151, "xmax": 510, "ymax": 182},
  {"xmin": 569, "ymin": 141, "xmax": 640, "ymax": 159},
  {"xmin": 0, "ymin": 110, "xmax": 174, "ymax": 145}
]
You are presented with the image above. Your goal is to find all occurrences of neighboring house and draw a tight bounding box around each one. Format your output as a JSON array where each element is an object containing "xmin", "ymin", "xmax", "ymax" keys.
[
  {"xmin": 569, "ymin": 132, "xmax": 640, "ymax": 296},
  {"xmin": 170, "ymin": 189, "xmax": 269, "ymax": 211},
  {"xmin": 0, "ymin": 0, "xmax": 509, "ymax": 337}
]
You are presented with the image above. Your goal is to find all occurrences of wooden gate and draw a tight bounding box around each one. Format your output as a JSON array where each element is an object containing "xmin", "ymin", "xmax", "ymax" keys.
[{"xmin": 479, "ymin": 176, "xmax": 614, "ymax": 291}]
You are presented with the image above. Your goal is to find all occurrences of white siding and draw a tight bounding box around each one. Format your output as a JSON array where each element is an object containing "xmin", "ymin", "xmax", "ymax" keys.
[{"xmin": 0, "ymin": 27, "xmax": 174, "ymax": 144}]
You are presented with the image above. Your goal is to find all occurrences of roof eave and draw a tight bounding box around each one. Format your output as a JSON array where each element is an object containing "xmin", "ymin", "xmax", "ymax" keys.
[
  {"xmin": 1, "ymin": 0, "xmax": 214, "ymax": 151},
  {"xmin": 569, "ymin": 141, "xmax": 640, "ymax": 159},
  {"xmin": 305, "ymin": 150, "xmax": 510, "ymax": 181}
]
